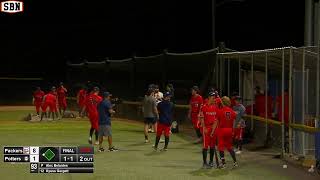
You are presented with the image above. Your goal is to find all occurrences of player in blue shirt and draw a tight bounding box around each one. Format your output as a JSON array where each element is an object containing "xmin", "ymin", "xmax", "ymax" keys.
[
  {"xmin": 97, "ymin": 92, "xmax": 117, "ymax": 152},
  {"xmin": 154, "ymin": 92, "xmax": 174, "ymax": 151}
]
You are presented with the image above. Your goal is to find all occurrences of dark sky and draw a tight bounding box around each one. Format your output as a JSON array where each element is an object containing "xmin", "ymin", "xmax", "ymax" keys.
[{"xmin": 0, "ymin": 0, "xmax": 305, "ymax": 77}]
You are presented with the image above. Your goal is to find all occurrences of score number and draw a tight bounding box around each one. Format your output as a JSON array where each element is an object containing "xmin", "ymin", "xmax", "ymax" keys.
[
  {"xmin": 30, "ymin": 147, "xmax": 39, "ymax": 163},
  {"xmin": 61, "ymin": 155, "xmax": 77, "ymax": 162}
]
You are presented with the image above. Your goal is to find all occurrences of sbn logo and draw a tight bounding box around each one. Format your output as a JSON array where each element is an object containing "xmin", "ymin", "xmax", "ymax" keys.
[{"xmin": 1, "ymin": 1, "xmax": 24, "ymax": 13}]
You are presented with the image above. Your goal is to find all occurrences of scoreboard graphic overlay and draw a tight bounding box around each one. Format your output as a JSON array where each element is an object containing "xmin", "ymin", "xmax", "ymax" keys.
[{"xmin": 3, "ymin": 146, "xmax": 94, "ymax": 173}]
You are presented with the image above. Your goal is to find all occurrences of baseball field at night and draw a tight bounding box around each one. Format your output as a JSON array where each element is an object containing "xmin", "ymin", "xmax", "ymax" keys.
[{"xmin": 0, "ymin": 107, "xmax": 318, "ymax": 180}]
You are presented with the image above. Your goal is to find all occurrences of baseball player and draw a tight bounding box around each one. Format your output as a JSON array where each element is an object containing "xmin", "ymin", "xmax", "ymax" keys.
[
  {"xmin": 83, "ymin": 87, "xmax": 102, "ymax": 145},
  {"xmin": 33, "ymin": 87, "xmax": 45, "ymax": 115},
  {"xmin": 188, "ymin": 86, "xmax": 203, "ymax": 143},
  {"xmin": 57, "ymin": 82, "xmax": 68, "ymax": 117},
  {"xmin": 217, "ymin": 96, "xmax": 238, "ymax": 169},
  {"xmin": 232, "ymin": 95, "xmax": 246, "ymax": 154},
  {"xmin": 199, "ymin": 91, "xmax": 219, "ymax": 168}
]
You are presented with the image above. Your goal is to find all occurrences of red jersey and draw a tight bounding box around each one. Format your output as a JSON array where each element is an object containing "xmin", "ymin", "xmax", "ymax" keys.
[
  {"xmin": 255, "ymin": 94, "xmax": 273, "ymax": 117},
  {"xmin": 77, "ymin": 89, "xmax": 87, "ymax": 104},
  {"xmin": 217, "ymin": 106, "xmax": 236, "ymax": 128},
  {"xmin": 201, "ymin": 104, "xmax": 219, "ymax": 126},
  {"xmin": 190, "ymin": 94, "xmax": 203, "ymax": 114},
  {"xmin": 33, "ymin": 90, "xmax": 45, "ymax": 102},
  {"xmin": 85, "ymin": 93, "xmax": 102, "ymax": 113},
  {"xmin": 57, "ymin": 87, "xmax": 67, "ymax": 100},
  {"xmin": 276, "ymin": 92, "xmax": 289, "ymax": 124},
  {"xmin": 44, "ymin": 93, "xmax": 57, "ymax": 104}
]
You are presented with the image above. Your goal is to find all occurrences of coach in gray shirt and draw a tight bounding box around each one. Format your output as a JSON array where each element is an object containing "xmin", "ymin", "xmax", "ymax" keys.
[
  {"xmin": 232, "ymin": 96, "xmax": 246, "ymax": 128},
  {"xmin": 142, "ymin": 88, "xmax": 159, "ymax": 143}
]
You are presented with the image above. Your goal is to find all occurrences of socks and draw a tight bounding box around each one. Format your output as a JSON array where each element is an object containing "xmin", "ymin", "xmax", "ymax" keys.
[
  {"xmin": 164, "ymin": 136, "xmax": 169, "ymax": 148},
  {"xmin": 196, "ymin": 129, "xmax": 202, "ymax": 138},
  {"xmin": 155, "ymin": 136, "xmax": 160, "ymax": 148},
  {"xmin": 238, "ymin": 140, "xmax": 243, "ymax": 151},
  {"xmin": 89, "ymin": 128, "xmax": 94, "ymax": 138},
  {"xmin": 202, "ymin": 149, "xmax": 208, "ymax": 164},
  {"xmin": 228, "ymin": 149, "xmax": 237, "ymax": 163},
  {"xmin": 219, "ymin": 151, "xmax": 225, "ymax": 164},
  {"xmin": 95, "ymin": 130, "xmax": 99, "ymax": 141},
  {"xmin": 209, "ymin": 148, "xmax": 215, "ymax": 162}
]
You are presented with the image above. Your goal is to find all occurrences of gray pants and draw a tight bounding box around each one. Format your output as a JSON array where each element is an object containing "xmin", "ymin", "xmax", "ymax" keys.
[{"xmin": 99, "ymin": 125, "xmax": 112, "ymax": 137}]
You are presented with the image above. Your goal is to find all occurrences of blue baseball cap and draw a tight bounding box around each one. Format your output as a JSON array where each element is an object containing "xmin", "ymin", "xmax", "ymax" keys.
[
  {"xmin": 164, "ymin": 91, "xmax": 171, "ymax": 97},
  {"xmin": 103, "ymin": 92, "xmax": 112, "ymax": 98}
]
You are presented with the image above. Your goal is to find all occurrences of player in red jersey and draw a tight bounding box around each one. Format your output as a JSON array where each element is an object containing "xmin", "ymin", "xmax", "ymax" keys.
[
  {"xmin": 188, "ymin": 86, "xmax": 203, "ymax": 143},
  {"xmin": 33, "ymin": 87, "xmax": 45, "ymax": 115},
  {"xmin": 57, "ymin": 82, "xmax": 68, "ymax": 117},
  {"xmin": 199, "ymin": 91, "xmax": 220, "ymax": 169},
  {"xmin": 276, "ymin": 89, "xmax": 289, "ymax": 125},
  {"xmin": 77, "ymin": 86, "xmax": 87, "ymax": 117},
  {"xmin": 41, "ymin": 87, "xmax": 59, "ymax": 121},
  {"xmin": 217, "ymin": 96, "xmax": 238, "ymax": 169},
  {"xmin": 83, "ymin": 87, "xmax": 103, "ymax": 145}
]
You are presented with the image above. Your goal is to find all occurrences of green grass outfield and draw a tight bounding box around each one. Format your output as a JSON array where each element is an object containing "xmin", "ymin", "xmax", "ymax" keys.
[{"xmin": 0, "ymin": 108, "xmax": 319, "ymax": 180}]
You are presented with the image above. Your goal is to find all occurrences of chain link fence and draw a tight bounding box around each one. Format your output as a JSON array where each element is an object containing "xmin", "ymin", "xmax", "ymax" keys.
[{"xmin": 217, "ymin": 46, "xmax": 320, "ymax": 162}]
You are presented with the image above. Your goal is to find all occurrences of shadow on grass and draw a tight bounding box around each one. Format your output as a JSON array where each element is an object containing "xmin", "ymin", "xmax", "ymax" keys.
[
  {"xmin": 117, "ymin": 129, "xmax": 143, "ymax": 133},
  {"xmin": 126, "ymin": 142, "xmax": 148, "ymax": 147},
  {"xmin": 144, "ymin": 151, "xmax": 164, "ymax": 156},
  {"xmin": 153, "ymin": 164, "xmax": 194, "ymax": 169},
  {"xmin": 190, "ymin": 168, "xmax": 230, "ymax": 177}
]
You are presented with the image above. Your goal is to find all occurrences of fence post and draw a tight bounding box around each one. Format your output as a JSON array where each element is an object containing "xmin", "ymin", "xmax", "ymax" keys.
[
  {"xmin": 281, "ymin": 49, "xmax": 285, "ymax": 156},
  {"xmin": 251, "ymin": 54, "xmax": 254, "ymax": 131},
  {"xmin": 302, "ymin": 47, "xmax": 306, "ymax": 156},
  {"xmin": 227, "ymin": 58, "xmax": 230, "ymax": 96},
  {"xmin": 289, "ymin": 47, "xmax": 293, "ymax": 154},
  {"xmin": 265, "ymin": 52, "xmax": 268, "ymax": 139},
  {"xmin": 131, "ymin": 56, "xmax": 136, "ymax": 99},
  {"xmin": 317, "ymin": 44, "xmax": 320, "ymax": 129},
  {"xmin": 238, "ymin": 55, "xmax": 241, "ymax": 97}
]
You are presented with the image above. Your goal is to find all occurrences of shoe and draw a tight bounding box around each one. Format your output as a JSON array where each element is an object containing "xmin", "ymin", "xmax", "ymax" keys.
[
  {"xmin": 145, "ymin": 139, "xmax": 149, "ymax": 143},
  {"xmin": 236, "ymin": 151, "xmax": 242, "ymax": 155},
  {"xmin": 98, "ymin": 148, "xmax": 105, "ymax": 152},
  {"xmin": 219, "ymin": 163, "xmax": 227, "ymax": 169},
  {"xmin": 153, "ymin": 146, "xmax": 158, "ymax": 151},
  {"xmin": 209, "ymin": 161, "xmax": 214, "ymax": 168},
  {"xmin": 233, "ymin": 162, "xmax": 238, "ymax": 168},
  {"xmin": 151, "ymin": 129, "xmax": 155, "ymax": 133},
  {"xmin": 108, "ymin": 147, "xmax": 119, "ymax": 152},
  {"xmin": 94, "ymin": 141, "xmax": 99, "ymax": 145},
  {"xmin": 161, "ymin": 147, "xmax": 168, "ymax": 151},
  {"xmin": 148, "ymin": 129, "xmax": 152, "ymax": 133},
  {"xmin": 202, "ymin": 163, "xmax": 210, "ymax": 169},
  {"xmin": 88, "ymin": 138, "xmax": 92, "ymax": 145},
  {"xmin": 159, "ymin": 139, "xmax": 165, "ymax": 143},
  {"xmin": 195, "ymin": 138, "xmax": 202, "ymax": 144}
]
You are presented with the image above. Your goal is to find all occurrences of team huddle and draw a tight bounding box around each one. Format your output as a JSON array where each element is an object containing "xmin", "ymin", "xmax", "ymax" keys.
[
  {"xmin": 189, "ymin": 86, "xmax": 246, "ymax": 169},
  {"xmin": 33, "ymin": 83, "xmax": 245, "ymax": 169},
  {"xmin": 32, "ymin": 82, "xmax": 68, "ymax": 121}
]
